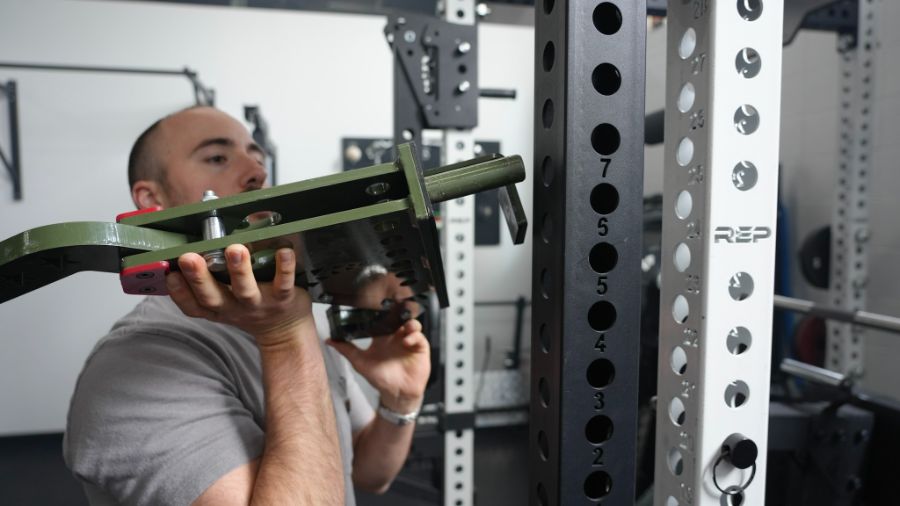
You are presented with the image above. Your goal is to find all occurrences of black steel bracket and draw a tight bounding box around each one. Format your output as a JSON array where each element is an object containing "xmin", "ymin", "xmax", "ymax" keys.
[
  {"xmin": 0, "ymin": 81, "xmax": 21, "ymax": 201},
  {"xmin": 243, "ymin": 105, "xmax": 278, "ymax": 185}
]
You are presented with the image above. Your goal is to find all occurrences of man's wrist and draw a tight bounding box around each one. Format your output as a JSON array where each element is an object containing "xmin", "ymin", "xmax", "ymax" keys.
[
  {"xmin": 377, "ymin": 401, "xmax": 421, "ymax": 426},
  {"xmin": 378, "ymin": 394, "xmax": 423, "ymax": 415}
]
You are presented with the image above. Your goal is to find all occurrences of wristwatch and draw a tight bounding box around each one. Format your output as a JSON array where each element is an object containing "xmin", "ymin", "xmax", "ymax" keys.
[{"xmin": 377, "ymin": 401, "xmax": 420, "ymax": 426}]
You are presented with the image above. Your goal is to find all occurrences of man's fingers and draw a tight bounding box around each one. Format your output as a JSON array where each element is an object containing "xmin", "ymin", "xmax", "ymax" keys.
[
  {"xmin": 178, "ymin": 253, "xmax": 229, "ymax": 308},
  {"xmin": 402, "ymin": 331, "xmax": 428, "ymax": 350},
  {"xmin": 272, "ymin": 248, "xmax": 296, "ymax": 299},
  {"xmin": 166, "ymin": 272, "xmax": 218, "ymax": 320},
  {"xmin": 225, "ymin": 245, "xmax": 261, "ymax": 305},
  {"xmin": 404, "ymin": 318, "xmax": 423, "ymax": 334}
]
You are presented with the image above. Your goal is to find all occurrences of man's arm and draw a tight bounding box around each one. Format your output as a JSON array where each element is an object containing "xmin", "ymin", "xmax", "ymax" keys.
[
  {"xmin": 329, "ymin": 319, "xmax": 431, "ymax": 493},
  {"xmin": 168, "ymin": 245, "xmax": 344, "ymax": 506}
]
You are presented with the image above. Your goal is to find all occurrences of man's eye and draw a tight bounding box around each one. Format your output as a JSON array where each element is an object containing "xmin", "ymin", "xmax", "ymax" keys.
[{"xmin": 206, "ymin": 155, "xmax": 227, "ymax": 164}]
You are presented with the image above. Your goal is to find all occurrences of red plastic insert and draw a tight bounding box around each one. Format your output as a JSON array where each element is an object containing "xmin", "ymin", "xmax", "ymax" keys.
[
  {"xmin": 116, "ymin": 206, "xmax": 163, "ymax": 223},
  {"xmin": 120, "ymin": 261, "xmax": 170, "ymax": 296}
]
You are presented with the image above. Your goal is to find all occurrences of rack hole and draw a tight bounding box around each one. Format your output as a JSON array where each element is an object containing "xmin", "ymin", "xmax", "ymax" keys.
[
  {"xmin": 678, "ymin": 82, "xmax": 695, "ymax": 113},
  {"xmin": 590, "ymin": 242, "xmax": 618, "ymax": 273},
  {"xmin": 541, "ymin": 213, "xmax": 553, "ymax": 243},
  {"xmin": 674, "ymin": 243, "xmax": 691, "ymax": 272},
  {"xmin": 675, "ymin": 190, "xmax": 693, "ymax": 219},
  {"xmin": 592, "ymin": 63, "xmax": 621, "ymax": 95},
  {"xmin": 667, "ymin": 497, "xmax": 680, "ymax": 506},
  {"xmin": 539, "ymin": 377, "xmax": 550, "ymax": 407},
  {"xmin": 592, "ymin": 2, "xmax": 622, "ymax": 35},
  {"xmin": 583, "ymin": 471, "xmax": 612, "ymax": 500},
  {"xmin": 588, "ymin": 301, "xmax": 617, "ymax": 331},
  {"xmin": 537, "ymin": 483, "xmax": 549, "ymax": 506},
  {"xmin": 671, "ymin": 346, "xmax": 688, "ymax": 375},
  {"xmin": 734, "ymin": 105, "xmax": 760, "ymax": 135},
  {"xmin": 542, "ymin": 99, "xmax": 554, "ymax": 129},
  {"xmin": 540, "ymin": 268, "xmax": 551, "ymax": 299},
  {"xmin": 591, "ymin": 123, "xmax": 620, "ymax": 155},
  {"xmin": 591, "ymin": 183, "xmax": 619, "ymax": 214},
  {"xmin": 541, "ymin": 156, "xmax": 554, "ymax": 187},
  {"xmin": 543, "ymin": 0, "xmax": 554, "ymax": 14},
  {"xmin": 727, "ymin": 326, "xmax": 752, "ymax": 355},
  {"xmin": 679, "ymin": 28, "xmax": 697, "ymax": 59},
  {"xmin": 728, "ymin": 272, "xmax": 754, "ymax": 301},
  {"xmin": 539, "ymin": 323, "xmax": 550, "ymax": 353},
  {"xmin": 543, "ymin": 41, "xmax": 555, "ymax": 71},
  {"xmin": 585, "ymin": 415, "xmax": 614, "ymax": 444},
  {"xmin": 672, "ymin": 295, "xmax": 690, "ymax": 323},
  {"xmin": 667, "ymin": 448, "xmax": 684, "ymax": 476},
  {"xmin": 587, "ymin": 359, "xmax": 615, "ymax": 388},
  {"xmin": 538, "ymin": 430, "xmax": 549, "ymax": 461},
  {"xmin": 676, "ymin": 137, "xmax": 694, "ymax": 166},
  {"xmin": 725, "ymin": 380, "xmax": 750, "ymax": 408},
  {"xmin": 737, "ymin": 0, "xmax": 763, "ymax": 21},
  {"xmin": 732, "ymin": 161, "xmax": 758, "ymax": 191},
  {"xmin": 669, "ymin": 397, "xmax": 686, "ymax": 426},
  {"xmin": 735, "ymin": 47, "xmax": 761, "ymax": 78}
]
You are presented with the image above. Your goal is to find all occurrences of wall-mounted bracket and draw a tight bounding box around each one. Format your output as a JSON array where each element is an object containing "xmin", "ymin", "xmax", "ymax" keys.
[{"xmin": 0, "ymin": 80, "xmax": 21, "ymax": 201}]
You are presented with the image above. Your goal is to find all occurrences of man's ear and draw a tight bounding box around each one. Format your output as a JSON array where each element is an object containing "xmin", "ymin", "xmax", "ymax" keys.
[{"xmin": 131, "ymin": 180, "xmax": 167, "ymax": 210}]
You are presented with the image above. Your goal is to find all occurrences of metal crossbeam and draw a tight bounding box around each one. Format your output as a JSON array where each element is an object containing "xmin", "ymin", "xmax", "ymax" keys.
[
  {"xmin": 654, "ymin": 1, "xmax": 783, "ymax": 505},
  {"xmin": 530, "ymin": 1, "xmax": 646, "ymax": 504}
]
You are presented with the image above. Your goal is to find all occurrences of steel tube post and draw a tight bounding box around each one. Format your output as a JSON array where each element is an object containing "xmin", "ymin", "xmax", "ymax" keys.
[
  {"xmin": 441, "ymin": 4, "xmax": 477, "ymax": 506},
  {"xmin": 654, "ymin": 1, "xmax": 783, "ymax": 506},
  {"xmin": 827, "ymin": 0, "xmax": 877, "ymax": 376},
  {"xmin": 530, "ymin": 1, "xmax": 646, "ymax": 504}
]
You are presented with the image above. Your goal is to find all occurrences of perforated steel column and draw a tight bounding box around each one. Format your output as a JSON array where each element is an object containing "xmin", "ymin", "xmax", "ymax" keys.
[
  {"xmin": 827, "ymin": 0, "xmax": 877, "ymax": 376},
  {"xmin": 653, "ymin": 1, "xmax": 783, "ymax": 506},
  {"xmin": 529, "ymin": 1, "xmax": 645, "ymax": 504}
]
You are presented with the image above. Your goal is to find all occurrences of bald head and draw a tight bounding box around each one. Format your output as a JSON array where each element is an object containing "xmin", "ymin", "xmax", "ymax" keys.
[{"xmin": 129, "ymin": 106, "xmax": 267, "ymax": 210}]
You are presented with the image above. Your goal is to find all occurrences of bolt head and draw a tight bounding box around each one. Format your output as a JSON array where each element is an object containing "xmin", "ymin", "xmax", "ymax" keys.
[{"xmin": 205, "ymin": 254, "xmax": 227, "ymax": 272}]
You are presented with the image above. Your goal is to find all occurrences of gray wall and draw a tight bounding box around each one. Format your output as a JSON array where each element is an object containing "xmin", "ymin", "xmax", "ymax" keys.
[{"xmin": 0, "ymin": 0, "xmax": 535, "ymax": 435}]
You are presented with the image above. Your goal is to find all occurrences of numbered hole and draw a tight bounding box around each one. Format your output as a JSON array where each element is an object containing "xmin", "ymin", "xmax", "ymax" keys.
[
  {"xmin": 667, "ymin": 447, "xmax": 685, "ymax": 476},
  {"xmin": 591, "ymin": 183, "xmax": 620, "ymax": 214},
  {"xmin": 537, "ymin": 483, "xmax": 549, "ymax": 506},
  {"xmin": 672, "ymin": 295, "xmax": 690, "ymax": 324},
  {"xmin": 725, "ymin": 380, "xmax": 750, "ymax": 408},
  {"xmin": 677, "ymin": 82, "xmax": 696, "ymax": 113},
  {"xmin": 539, "ymin": 377, "xmax": 550, "ymax": 407},
  {"xmin": 541, "ymin": 156, "xmax": 554, "ymax": 187},
  {"xmin": 728, "ymin": 272, "xmax": 754, "ymax": 301},
  {"xmin": 675, "ymin": 190, "xmax": 693, "ymax": 219},
  {"xmin": 727, "ymin": 326, "xmax": 752, "ymax": 355},
  {"xmin": 538, "ymin": 430, "xmax": 550, "ymax": 461},
  {"xmin": 673, "ymin": 243, "xmax": 691, "ymax": 272},
  {"xmin": 590, "ymin": 242, "xmax": 618, "ymax": 273},
  {"xmin": 679, "ymin": 28, "xmax": 697, "ymax": 59},
  {"xmin": 541, "ymin": 213, "xmax": 553, "ymax": 243},
  {"xmin": 540, "ymin": 268, "xmax": 551, "ymax": 299},
  {"xmin": 543, "ymin": 41, "xmax": 555, "ymax": 72},
  {"xmin": 676, "ymin": 137, "xmax": 694, "ymax": 166},
  {"xmin": 668, "ymin": 397, "xmax": 686, "ymax": 426},
  {"xmin": 585, "ymin": 415, "xmax": 614, "ymax": 444},
  {"xmin": 542, "ymin": 99, "xmax": 554, "ymax": 129},
  {"xmin": 583, "ymin": 471, "xmax": 613, "ymax": 500},
  {"xmin": 539, "ymin": 323, "xmax": 550, "ymax": 353},
  {"xmin": 587, "ymin": 358, "xmax": 615, "ymax": 389},
  {"xmin": 734, "ymin": 105, "xmax": 760, "ymax": 135},
  {"xmin": 588, "ymin": 301, "xmax": 617, "ymax": 331},
  {"xmin": 735, "ymin": 47, "xmax": 762, "ymax": 78},
  {"xmin": 671, "ymin": 346, "xmax": 688, "ymax": 375},
  {"xmin": 667, "ymin": 497, "xmax": 680, "ymax": 506},
  {"xmin": 732, "ymin": 161, "xmax": 758, "ymax": 191},
  {"xmin": 591, "ymin": 123, "xmax": 621, "ymax": 155},
  {"xmin": 737, "ymin": 0, "xmax": 763, "ymax": 21},
  {"xmin": 592, "ymin": 2, "xmax": 622, "ymax": 35},
  {"xmin": 592, "ymin": 63, "xmax": 621, "ymax": 95}
]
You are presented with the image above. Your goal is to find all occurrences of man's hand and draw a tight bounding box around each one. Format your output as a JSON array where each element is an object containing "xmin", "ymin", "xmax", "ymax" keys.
[
  {"xmin": 328, "ymin": 319, "xmax": 431, "ymax": 413},
  {"xmin": 165, "ymin": 244, "xmax": 313, "ymax": 348}
]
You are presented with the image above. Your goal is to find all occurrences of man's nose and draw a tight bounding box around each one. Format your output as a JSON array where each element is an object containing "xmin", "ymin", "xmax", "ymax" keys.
[{"xmin": 240, "ymin": 155, "xmax": 268, "ymax": 191}]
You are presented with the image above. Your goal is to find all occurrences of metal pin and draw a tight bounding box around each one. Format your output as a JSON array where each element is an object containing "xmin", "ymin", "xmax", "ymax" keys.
[{"xmin": 201, "ymin": 190, "xmax": 227, "ymax": 272}]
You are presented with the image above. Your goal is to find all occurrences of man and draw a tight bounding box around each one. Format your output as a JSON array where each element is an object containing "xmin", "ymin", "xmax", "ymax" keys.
[{"xmin": 64, "ymin": 106, "xmax": 431, "ymax": 505}]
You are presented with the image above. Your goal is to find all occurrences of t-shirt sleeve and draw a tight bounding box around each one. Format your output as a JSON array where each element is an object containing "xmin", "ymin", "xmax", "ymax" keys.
[
  {"xmin": 64, "ymin": 330, "xmax": 264, "ymax": 506},
  {"xmin": 346, "ymin": 367, "xmax": 375, "ymax": 433}
]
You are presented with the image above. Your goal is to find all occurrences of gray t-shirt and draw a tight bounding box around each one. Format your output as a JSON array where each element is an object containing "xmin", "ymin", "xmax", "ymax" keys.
[{"xmin": 63, "ymin": 296, "xmax": 373, "ymax": 506}]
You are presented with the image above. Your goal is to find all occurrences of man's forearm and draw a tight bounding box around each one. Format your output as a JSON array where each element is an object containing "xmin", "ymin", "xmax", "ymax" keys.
[
  {"xmin": 351, "ymin": 404, "xmax": 419, "ymax": 493},
  {"xmin": 252, "ymin": 321, "xmax": 344, "ymax": 505}
]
